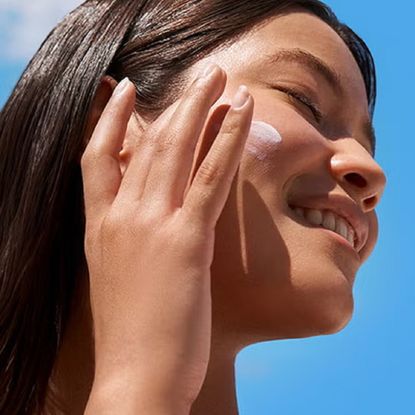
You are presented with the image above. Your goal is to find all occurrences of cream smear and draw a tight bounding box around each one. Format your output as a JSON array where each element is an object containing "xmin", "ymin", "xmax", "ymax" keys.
[{"xmin": 245, "ymin": 121, "xmax": 282, "ymax": 160}]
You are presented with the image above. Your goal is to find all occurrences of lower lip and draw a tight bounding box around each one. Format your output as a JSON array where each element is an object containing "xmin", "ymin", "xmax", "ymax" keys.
[
  {"xmin": 318, "ymin": 227, "xmax": 360, "ymax": 258},
  {"xmin": 288, "ymin": 209, "xmax": 360, "ymax": 260}
]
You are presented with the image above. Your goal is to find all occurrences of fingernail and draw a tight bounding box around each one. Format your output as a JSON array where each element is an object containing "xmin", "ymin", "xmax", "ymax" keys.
[
  {"xmin": 199, "ymin": 63, "xmax": 217, "ymax": 79},
  {"xmin": 231, "ymin": 85, "xmax": 249, "ymax": 109},
  {"xmin": 114, "ymin": 77, "xmax": 130, "ymax": 96}
]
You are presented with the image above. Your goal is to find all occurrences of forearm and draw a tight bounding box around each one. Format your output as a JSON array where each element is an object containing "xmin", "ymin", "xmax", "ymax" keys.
[
  {"xmin": 85, "ymin": 399, "xmax": 188, "ymax": 415},
  {"xmin": 84, "ymin": 375, "xmax": 192, "ymax": 415}
]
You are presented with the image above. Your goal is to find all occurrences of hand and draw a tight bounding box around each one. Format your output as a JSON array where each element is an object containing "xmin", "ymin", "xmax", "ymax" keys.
[{"xmin": 81, "ymin": 65, "xmax": 254, "ymax": 414}]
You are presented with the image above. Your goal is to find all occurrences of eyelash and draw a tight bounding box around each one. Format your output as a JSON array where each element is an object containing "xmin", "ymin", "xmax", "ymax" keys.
[{"xmin": 276, "ymin": 86, "xmax": 323, "ymax": 123}]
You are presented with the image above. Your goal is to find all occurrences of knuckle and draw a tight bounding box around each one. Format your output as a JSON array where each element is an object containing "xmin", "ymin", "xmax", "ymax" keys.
[
  {"xmin": 80, "ymin": 151, "xmax": 91, "ymax": 168},
  {"xmin": 196, "ymin": 161, "xmax": 220, "ymax": 186},
  {"xmin": 114, "ymin": 200, "xmax": 164, "ymax": 234},
  {"xmin": 80, "ymin": 149, "xmax": 98, "ymax": 169},
  {"xmin": 100, "ymin": 205, "xmax": 132, "ymax": 238},
  {"xmin": 193, "ymin": 77, "xmax": 211, "ymax": 94},
  {"xmin": 137, "ymin": 204, "xmax": 168, "ymax": 229},
  {"xmin": 149, "ymin": 128, "xmax": 175, "ymax": 154},
  {"xmin": 172, "ymin": 217, "xmax": 213, "ymax": 267},
  {"xmin": 179, "ymin": 220, "xmax": 207, "ymax": 246},
  {"xmin": 191, "ymin": 82, "xmax": 212, "ymax": 104},
  {"xmin": 135, "ymin": 210, "xmax": 158, "ymax": 229},
  {"xmin": 99, "ymin": 214, "xmax": 119, "ymax": 240},
  {"xmin": 154, "ymin": 136, "xmax": 174, "ymax": 154},
  {"xmin": 180, "ymin": 78, "xmax": 211, "ymax": 107},
  {"xmin": 219, "ymin": 116, "xmax": 242, "ymax": 136}
]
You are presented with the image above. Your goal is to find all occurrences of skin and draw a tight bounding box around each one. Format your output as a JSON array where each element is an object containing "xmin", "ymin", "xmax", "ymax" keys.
[{"xmin": 48, "ymin": 9, "xmax": 386, "ymax": 415}]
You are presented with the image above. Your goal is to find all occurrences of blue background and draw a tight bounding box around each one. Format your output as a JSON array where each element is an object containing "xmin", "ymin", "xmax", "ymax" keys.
[{"xmin": 1, "ymin": 1, "xmax": 413, "ymax": 413}]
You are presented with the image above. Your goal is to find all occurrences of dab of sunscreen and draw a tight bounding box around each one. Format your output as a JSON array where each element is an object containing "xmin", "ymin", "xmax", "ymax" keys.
[{"xmin": 245, "ymin": 121, "xmax": 283, "ymax": 160}]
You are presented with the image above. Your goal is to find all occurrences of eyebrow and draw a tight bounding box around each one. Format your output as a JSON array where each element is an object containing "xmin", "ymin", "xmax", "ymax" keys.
[{"xmin": 264, "ymin": 48, "xmax": 376, "ymax": 155}]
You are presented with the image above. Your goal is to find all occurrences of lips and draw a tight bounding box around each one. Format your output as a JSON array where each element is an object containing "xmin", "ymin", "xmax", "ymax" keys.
[
  {"xmin": 287, "ymin": 195, "xmax": 369, "ymax": 254},
  {"xmin": 292, "ymin": 206, "xmax": 357, "ymax": 248}
]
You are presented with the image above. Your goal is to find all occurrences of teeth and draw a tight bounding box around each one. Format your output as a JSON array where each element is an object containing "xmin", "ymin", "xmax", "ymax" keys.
[
  {"xmin": 304, "ymin": 209, "xmax": 323, "ymax": 226},
  {"xmin": 347, "ymin": 229, "xmax": 355, "ymax": 246},
  {"xmin": 294, "ymin": 207, "xmax": 304, "ymax": 218},
  {"xmin": 292, "ymin": 206, "xmax": 356, "ymax": 249},
  {"xmin": 336, "ymin": 218, "xmax": 349, "ymax": 240},
  {"xmin": 322, "ymin": 211, "xmax": 336, "ymax": 231}
]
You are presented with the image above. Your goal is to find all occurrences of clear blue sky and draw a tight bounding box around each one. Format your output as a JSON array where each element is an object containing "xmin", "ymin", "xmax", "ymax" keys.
[{"xmin": 0, "ymin": 1, "xmax": 413, "ymax": 413}]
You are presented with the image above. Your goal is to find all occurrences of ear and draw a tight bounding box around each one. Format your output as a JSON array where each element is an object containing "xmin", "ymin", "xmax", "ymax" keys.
[{"xmin": 82, "ymin": 76, "xmax": 148, "ymax": 175}]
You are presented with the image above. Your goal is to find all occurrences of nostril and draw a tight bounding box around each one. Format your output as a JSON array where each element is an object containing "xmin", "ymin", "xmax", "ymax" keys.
[
  {"xmin": 363, "ymin": 195, "xmax": 377, "ymax": 211},
  {"xmin": 344, "ymin": 172, "xmax": 367, "ymax": 188}
]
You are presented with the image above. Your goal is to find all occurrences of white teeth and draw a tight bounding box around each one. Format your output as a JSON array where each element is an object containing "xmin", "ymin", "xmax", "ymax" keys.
[
  {"xmin": 336, "ymin": 218, "xmax": 349, "ymax": 240},
  {"xmin": 305, "ymin": 209, "xmax": 323, "ymax": 226},
  {"xmin": 347, "ymin": 229, "xmax": 355, "ymax": 246},
  {"xmin": 294, "ymin": 207, "xmax": 304, "ymax": 218},
  {"xmin": 322, "ymin": 211, "xmax": 336, "ymax": 231},
  {"xmin": 292, "ymin": 206, "xmax": 356, "ymax": 249}
]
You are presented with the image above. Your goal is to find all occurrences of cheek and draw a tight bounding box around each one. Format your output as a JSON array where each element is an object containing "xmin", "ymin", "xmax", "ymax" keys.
[
  {"xmin": 244, "ymin": 120, "xmax": 283, "ymax": 160},
  {"xmin": 241, "ymin": 107, "xmax": 327, "ymax": 174}
]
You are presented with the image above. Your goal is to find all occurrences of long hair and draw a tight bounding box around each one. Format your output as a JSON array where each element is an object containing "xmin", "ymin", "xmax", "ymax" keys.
[{"xmin": 0, "ymin": 0, "xmax": 376, "ymax": 413}]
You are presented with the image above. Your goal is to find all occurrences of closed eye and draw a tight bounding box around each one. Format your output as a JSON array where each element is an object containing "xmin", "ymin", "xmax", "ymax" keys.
[{"xmin": 274, "ymin": 86, "xmax": 323, "ymax": 124}]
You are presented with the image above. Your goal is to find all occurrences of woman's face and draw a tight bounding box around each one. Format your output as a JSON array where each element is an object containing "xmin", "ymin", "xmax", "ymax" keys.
[{"xmin": 185, "ymin": 10, "xmax": 386, "ymax": 345}]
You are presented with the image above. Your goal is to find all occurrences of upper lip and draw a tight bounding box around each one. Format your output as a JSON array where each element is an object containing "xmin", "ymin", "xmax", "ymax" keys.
[{"xmin": 288, "ymin": 194, "xmax": 369, "ymax": 253}]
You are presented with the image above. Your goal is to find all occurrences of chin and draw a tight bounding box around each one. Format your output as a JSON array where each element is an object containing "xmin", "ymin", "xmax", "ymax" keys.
[
  {"xmin": 303, "ymin": 283, "xmax": 354, "ymax": 337},
  {"xmin": 246, "ymin": 263, "xmax": 356, "ymax": 343},
  {"xmin": 230, "ymin": 271, "xmax": 355, "ymax": 348},
  {"xmin": 279, "ymin": 268, "xmax": 356, "ymax": 339},
  {"xmin": 212, "ymin": 233, "xmax": 358, "ymax": 345}
]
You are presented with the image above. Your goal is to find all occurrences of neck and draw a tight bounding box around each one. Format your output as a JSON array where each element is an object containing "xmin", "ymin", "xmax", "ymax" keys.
[{"xmin": 190, "ymin": 335, "xmax": 240, "ymax": 415}]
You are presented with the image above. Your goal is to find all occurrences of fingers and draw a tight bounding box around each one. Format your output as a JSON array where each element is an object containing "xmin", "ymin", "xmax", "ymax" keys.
[
  {"xmin": 118, "ymin": 110, "xmax": 146, "ymax": 175},
  {"xmin": 95, "ymin": 68, "xmax": 253, "ymax": 237},
  {"xmin": 118, "ymin": 101, "xmax": 179, "ymax": 201},
  {"xmin": 139, "ymin": 65, "xmax": 227, "ymax": 209},
  {"xmin": 80, "ymin": 78, "xmax": 136, "ymax": 226},
  {"xmin": 185, "ymin": 103, "xmax": 231, "ymax": 197},
  {"xmin": 182, "ymin": 85, "xmax": 254, "ymax": 229}
]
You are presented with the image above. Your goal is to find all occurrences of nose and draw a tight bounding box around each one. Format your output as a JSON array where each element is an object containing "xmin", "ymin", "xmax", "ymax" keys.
[{"xmin": 330, "ymin": 144, "xmax": 386, "ymax": 212}]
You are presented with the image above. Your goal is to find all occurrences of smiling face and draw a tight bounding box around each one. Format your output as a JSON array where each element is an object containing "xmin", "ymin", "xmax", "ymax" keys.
[{"xmin": 185, "ymin": 9, "xmax": 386, "ymax": 346}]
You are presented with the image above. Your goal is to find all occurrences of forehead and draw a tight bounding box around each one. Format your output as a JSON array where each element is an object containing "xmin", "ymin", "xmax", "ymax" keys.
[{"xmin": 201, "ymin": 10, "xmax": 368, "ymax": 109}]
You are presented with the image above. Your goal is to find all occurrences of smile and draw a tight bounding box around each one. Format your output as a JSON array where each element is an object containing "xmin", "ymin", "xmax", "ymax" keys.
[{"xmin": 290, "ymin": 206, "xmax": 357, "ymax": 250}]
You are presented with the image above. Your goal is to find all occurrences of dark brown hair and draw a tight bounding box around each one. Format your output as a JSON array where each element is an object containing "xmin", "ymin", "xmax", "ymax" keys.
[{"xmin": 0, "ymin": 0, "xmax": 376, "ymax": 413}]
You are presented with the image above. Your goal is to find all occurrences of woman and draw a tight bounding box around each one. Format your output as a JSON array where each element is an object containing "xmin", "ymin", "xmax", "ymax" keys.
[{"xmin": 0, "ymin": 0, "xmax": 386, "ymax": 414}]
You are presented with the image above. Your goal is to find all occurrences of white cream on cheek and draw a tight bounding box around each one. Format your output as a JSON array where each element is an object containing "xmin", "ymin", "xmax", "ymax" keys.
[{"xmin": 245, "ymin": 120, "xmax": 283, "ymax": 160}]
